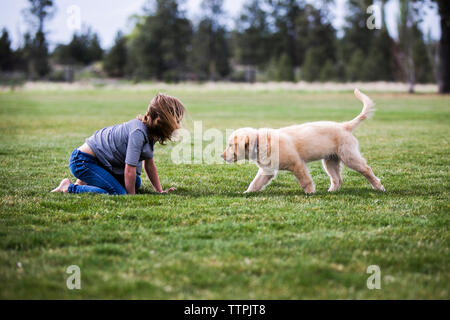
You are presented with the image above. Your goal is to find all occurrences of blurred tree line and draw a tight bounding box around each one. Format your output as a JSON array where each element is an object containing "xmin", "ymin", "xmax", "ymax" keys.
[{"xmin": 0, "ymin": 0, "xmax": 449, "ymax": 92}]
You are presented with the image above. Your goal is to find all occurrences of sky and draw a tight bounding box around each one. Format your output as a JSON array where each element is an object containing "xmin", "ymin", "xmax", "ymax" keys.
[{"xmin": 0, "ymin": 0, "xmax": 441, "ymax": 50}]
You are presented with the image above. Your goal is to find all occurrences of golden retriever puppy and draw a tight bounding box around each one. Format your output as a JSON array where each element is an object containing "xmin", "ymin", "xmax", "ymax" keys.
[{"xmin": 221, "ymin": 89, "xmax": 385, "ymax": 194}]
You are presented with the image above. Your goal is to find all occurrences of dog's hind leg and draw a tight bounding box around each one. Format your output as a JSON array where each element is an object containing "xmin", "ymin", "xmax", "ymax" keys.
[
  {"xmin": 244, "ymin": 168, "xmax": 276, "ymax": 193},
  {"xmin": 322, "ymin": 155, "xmax": 342, "ymax": 192},
  {"xmin": 292, "ymin": 161, "xmax": 315, "ymax": 194},
  {"xmin": 338, "ymin": 142, "xmax": 385, "ymax": 191}
]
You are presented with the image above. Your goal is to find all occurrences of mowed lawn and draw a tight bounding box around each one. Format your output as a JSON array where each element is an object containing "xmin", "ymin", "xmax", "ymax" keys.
[{"xmin": 0, "ymin": 85, "xmax": 448, "ymax": 299}]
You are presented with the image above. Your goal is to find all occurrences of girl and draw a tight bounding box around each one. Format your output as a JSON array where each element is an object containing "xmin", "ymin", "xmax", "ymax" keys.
[{"xmin": 51, "ymin": 93, "xmax": 185, "ymax": 195}]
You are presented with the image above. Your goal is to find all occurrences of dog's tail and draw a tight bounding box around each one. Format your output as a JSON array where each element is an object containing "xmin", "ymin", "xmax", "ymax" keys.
[{"xmin": 343, "ymin": 88, "xmax": 376, "ymax": 131}]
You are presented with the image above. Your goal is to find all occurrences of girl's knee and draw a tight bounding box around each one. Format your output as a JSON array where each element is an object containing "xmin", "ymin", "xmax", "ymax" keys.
[{"xmin": 109, "ymin": 187, "xmax": 127, "ymax": 195}]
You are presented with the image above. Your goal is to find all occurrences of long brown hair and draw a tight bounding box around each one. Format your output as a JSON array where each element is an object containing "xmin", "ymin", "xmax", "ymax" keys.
[{"xmin": 137, "ymin": 93, "xmax": 185, "ymax": 144}]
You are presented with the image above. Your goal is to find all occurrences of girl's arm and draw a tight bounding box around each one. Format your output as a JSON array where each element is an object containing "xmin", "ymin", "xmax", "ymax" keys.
[
  {"xmin": 124, "ymin": 164, "xmax": 137, "ymax": 195},
  {"xmin": 144, "ymin": 158, "xmax": 175, "ymax": 193}
]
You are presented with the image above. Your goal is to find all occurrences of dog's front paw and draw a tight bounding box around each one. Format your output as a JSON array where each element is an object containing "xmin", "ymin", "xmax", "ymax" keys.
[
  {"xmin": 303, "ymin": 184, "xmax": 315, "ymax": 194},
  {"xmin": 372, "ymin": 180, "xmax": 385, "ymax": 192}
]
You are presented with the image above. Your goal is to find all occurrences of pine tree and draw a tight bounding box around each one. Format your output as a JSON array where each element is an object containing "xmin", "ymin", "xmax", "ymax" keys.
[
  {"xmin": 302, "ymin": 48, "xmax": 322, "ymax": 82},
  {"xmin": 319, "ymin": 60, "xmax": 337, "ymax": 82},
  {"xmin": 53, "ymin": 28, "xmax": 104, "ymax": 66},
  {"xmin": 412, "ymin": 27, "xmax": 434, "ymax": 83},
  {"xmin": 396, "ymin": 0, "xmax": 431, "ymax": 92},
  {"xmin": 88, "ymin": 33, "xmax": 103, "ymax": 63},
  {"xmin": 103, "ymin": 32, "xmax": 127, "ymax": 78},
  {"xmin": 363, "ymin": 29, "xmax": 395, "ymax": 81},
  {"xmin": 340, "ymin": 0, "xmax": 375, "ymax": 62},
  {"xmin": 30, "ymin": 31, "xmax": 50, "ymax": 78},
  {"xmin": 189, "ymin": 0, "xmax": 230, "ymax": 80},
  {"xmin": 23, "ymin": 0, "xmax": 55, "ymax": 78},
  {"xmin": 276, "ymin": 53, "xmax": 294, "ymax": 81},
  {"xmin": 265, "ymin": 57, "xmax": 278, "ymax": 81},
  {"xmin": 346, "ymin": 50, "xmax": 365, "ymax": 81},
  {"xmin": 234, "ymin": 0, "xmax": 270, "ymax": 68},
  {"xmin": 126, "ymin": 0, "xmax": 192, "ymax": 81},
  {"xmin": 0, "ymin": 28, "xmax": 13, "ymax": 71},
  {"xmin": 269, "ymin": 0, "xmax": 303, "ymax": 68},
  {"xmin": 437, "ymin": 0, "xmax": 450, "ymax": 92},
  {"xmin": 338, "ymin": 0, "xmax": 376, "ymax": 81}
]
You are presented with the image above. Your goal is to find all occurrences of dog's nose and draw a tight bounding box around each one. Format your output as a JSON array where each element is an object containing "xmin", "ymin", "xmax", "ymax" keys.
[{"xmin": 221, "ymin": 153, "xmax": 225, "ymax": 159}]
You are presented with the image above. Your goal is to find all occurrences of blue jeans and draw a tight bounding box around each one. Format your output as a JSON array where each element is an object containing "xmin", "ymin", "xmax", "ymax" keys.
[{"xmin": 68, "ymin": 148, "xmax": 141, "ymax": 195}]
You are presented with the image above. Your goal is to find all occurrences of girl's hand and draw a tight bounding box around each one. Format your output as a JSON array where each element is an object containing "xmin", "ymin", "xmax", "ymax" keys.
[{"xmin": 160, "ymin": 187, "xmax": 176, "ymax": 194}]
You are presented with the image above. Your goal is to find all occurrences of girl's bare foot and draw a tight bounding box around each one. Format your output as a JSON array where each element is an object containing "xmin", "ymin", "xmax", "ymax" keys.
[{"xmin": 51, "ymin": 178, "xmax": 71, "ymax": 193}]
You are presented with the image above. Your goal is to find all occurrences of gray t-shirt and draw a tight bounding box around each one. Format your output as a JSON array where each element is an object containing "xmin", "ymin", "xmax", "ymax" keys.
[{"xmin": 86, "ymin": 119, "xmax": 155, "ymax": 175}]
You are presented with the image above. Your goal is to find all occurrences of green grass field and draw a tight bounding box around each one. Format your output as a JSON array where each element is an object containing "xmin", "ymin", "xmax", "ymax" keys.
[{"xmin": 0, "ymin": 85, "xmax": 449, "ymax": 299}]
